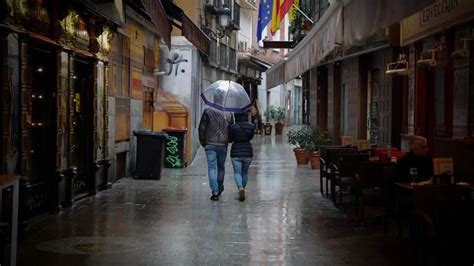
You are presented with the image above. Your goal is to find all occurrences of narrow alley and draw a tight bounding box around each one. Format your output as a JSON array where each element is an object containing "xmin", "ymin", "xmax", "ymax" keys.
[{"xmin": 18, "ymin": 136, "xmax": 409, "ymax": 266}]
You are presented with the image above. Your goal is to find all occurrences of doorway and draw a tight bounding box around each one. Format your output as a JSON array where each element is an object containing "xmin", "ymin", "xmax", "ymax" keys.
[
  {"xmin": 25, "ymin": 45, "xmax": 57, "ymax": 214},
  {"xmin": 70, "ymin": 57, "xmax": 94, "ymax": 200}
]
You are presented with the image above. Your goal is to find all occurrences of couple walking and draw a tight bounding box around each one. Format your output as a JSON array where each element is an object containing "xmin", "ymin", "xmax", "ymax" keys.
[{"xmin": 199, "ymin": 107, "xmax": 255, "ymax": 201}]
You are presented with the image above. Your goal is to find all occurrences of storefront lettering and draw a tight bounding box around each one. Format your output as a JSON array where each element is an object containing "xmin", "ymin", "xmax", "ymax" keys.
[
  {"xmin": 166, "ymin": 136, "xmax": 181, "ymax": 167},
  {"xmin": 420, "ymin": 0, "xmax": 458, "ymax": 26},
  {"xmin": 164, "ymin": 53, "xmax": 188, "ymax": 76}
]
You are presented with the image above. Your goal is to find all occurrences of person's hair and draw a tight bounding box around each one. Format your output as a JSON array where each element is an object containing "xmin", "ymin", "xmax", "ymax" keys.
[
  {"xmin": 409, "ymin": 135, "xmax": 427, "ymax": 149},
  {"xmin": 235, "ymin": 112, "xmax": 248, "ymax": 122}
]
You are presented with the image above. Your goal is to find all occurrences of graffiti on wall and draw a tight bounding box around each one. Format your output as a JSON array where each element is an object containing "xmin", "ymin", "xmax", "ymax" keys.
[
  {"xmin": 164, "ymin": 53, "xmax": 188, "ymax": 76},
  {"xmin": 165, "ymin": 136, "xmax": 181, "ymax": 168}
]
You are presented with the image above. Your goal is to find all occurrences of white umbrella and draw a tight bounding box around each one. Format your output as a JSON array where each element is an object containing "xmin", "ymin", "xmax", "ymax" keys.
[{"xmin": 201, "ymin": 80, "xmax": 251, "ymax": 113}]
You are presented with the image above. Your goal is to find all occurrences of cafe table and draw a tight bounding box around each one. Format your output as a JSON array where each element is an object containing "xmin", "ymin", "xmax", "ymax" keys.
[
  {"xmin": 0, "ymin": 175, "xmax": 20, "ymax": 266},
  {"xmin": 393, "ymin": 181, "xmax": 474, "ymax": 239}
]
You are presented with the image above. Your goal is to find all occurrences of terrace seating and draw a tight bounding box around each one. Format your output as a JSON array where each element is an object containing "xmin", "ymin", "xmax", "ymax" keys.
[
  {"xmin": 355, "ymin": 161, "xmax": 395, "ymax": 229},
  {"xmin": 323, "ymin": 147, "xmax": 355, "ymax": 199},
  {"xmin": 319, "ymin": 145, "xmax": 354, "ymax": 197},
  {"xmin": 331, "ymin": 152, "xmax": 369, "ymax": 205}
]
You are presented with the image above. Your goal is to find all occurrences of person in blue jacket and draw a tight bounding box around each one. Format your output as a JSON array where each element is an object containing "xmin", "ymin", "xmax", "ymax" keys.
[{"xmin": 229, "ymin": 112, "xmax": 255, "ymax": 201}]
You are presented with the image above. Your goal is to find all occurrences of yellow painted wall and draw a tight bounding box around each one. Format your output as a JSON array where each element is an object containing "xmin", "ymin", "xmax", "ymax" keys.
[
  {"xmin": 172, "ymin": 0, "xmax": 201, "ymax": 36},
  {"xmin": 153, "ymin": 111, "xmax": 170, "ymax": 132}
]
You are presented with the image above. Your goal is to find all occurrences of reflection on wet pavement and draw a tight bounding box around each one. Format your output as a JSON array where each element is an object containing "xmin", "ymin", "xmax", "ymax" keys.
[{"xmin": 19, "ymin": 135, "xmax": 410, "ymax": 265}]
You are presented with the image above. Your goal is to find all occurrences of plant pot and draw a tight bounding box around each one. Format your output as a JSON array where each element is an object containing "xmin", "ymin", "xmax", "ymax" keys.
[
  {"xmin": 308, "ymin": 152, "xmax": 321, "ymax": 169},
  {"xmin": 264, "ymin": 124, "xmax": 272, "ymax": 135},
  {"xmin": 274, "ymin": 122, "xmax": 284, "ymax": 135},
  {"xmin": 294, "ymin": 148, "xmax": 309, "ymax": 165}
]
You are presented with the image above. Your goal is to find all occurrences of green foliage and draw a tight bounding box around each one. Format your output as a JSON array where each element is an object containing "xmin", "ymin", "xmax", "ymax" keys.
[
  {"xmin": 287, "ymin": 126, "xmax": 332, "ymax": 151},
  {"xmin": 264, "ymin": 105, "xmax": 286, "ymax": 123}
]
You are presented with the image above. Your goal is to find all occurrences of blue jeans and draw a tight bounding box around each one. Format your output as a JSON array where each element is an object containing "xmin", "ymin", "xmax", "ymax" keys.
[
  {"xmin": 231, "ymin": 158, "xmax": 252, "ymax": 190},
  {"xmin": 205, "ymin": 145, "xmax": 228, "ymax": 194}
]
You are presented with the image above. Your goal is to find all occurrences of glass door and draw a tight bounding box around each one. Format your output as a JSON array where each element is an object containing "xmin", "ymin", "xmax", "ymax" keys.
[
  {"xmin": 70, "ymin": 58, "xmax": 94, "ymax": 199},
  {"xmin": 26, "ymin": 47, "xmax": 56, "ymax": 183}
]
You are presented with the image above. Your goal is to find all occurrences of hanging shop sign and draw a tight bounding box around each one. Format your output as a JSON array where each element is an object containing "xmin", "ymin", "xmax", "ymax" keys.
[
  {"xmin": 5, "ymin": 0, "xmax": 50, "ymax": 34},
  {"xmin": 401, "ymin": 0, "xmax": 474, "ymax": 45}
]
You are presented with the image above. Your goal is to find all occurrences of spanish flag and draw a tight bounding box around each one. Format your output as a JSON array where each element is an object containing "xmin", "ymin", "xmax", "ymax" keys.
[
  {"xmin": 270, "ymin": 0, "xmax": 295, "ymax": 34},
  {"xmin": 289, "ymin": 0, "xmax": 299, "ymax": 22}
]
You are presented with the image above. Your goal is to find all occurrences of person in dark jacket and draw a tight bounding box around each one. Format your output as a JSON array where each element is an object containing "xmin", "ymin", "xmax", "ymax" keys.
[
  {"xmin": 229, "ymin": 112, "xmax": 255, "ymax": 201},
  {"xmin": 199, "ymin": 106, "xmax": 233, "ymax": 201},
  {"xmin": 396, "ymin": 135, "xmax": 433, "ymax": 182}
]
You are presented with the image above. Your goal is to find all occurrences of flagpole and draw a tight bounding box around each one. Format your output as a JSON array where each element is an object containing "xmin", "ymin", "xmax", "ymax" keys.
[{"xmin": 291, "ymin": 4, "xmax": 314, "ymax": 24}]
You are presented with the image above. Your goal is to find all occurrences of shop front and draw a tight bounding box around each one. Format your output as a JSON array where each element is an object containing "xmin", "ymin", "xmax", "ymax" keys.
[{"xmin": 0, "ymin": 0, "xmax": 121, "ymax": 221}]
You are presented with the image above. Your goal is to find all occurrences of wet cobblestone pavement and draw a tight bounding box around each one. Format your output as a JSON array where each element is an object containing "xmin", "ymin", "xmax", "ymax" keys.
[{"xmin": 18, "ymin": 135, "xmax": 411, "ymax": 265}]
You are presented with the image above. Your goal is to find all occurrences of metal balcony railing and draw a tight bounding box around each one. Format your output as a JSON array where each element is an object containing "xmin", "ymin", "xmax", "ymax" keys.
[
  {"xmin": 229, "ymin": 3, "xmax": 240, "ymax": 30},
  {"xmin": 229, "ymin": 48, "xmax": 236, "ymax": 72},
  {"xmin": 219, "ymin": 44, "xmax": 228, "ymax": 69}
]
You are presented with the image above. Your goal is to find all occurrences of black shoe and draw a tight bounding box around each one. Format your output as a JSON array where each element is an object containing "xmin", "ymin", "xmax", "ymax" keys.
[
  {"xmin": 210, "ymin": 194, "xmax": 219, "ymax": 201},
  {"xmin": 218, "ymin": 190, "xmax": 223, "ymax": 196},
  {"xmin": 238, "ymin": 189, "xmax": 245, "ymax": 201}
]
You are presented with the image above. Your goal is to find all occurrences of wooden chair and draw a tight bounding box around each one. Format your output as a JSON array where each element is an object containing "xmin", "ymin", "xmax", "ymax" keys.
[
  {"xmin": 332, "ymin": 152, "xmax": 369, "ymax": 205},
  {"xmin": 319, "ymin": 146, "xmax": 353, "ymax": 197},
  {"xmin": 355, "ymin": 161, "xmax": 395, "ymax": 228},
  {"xmin": 325, "ymin": 148, "xmax": 354, "ymax": 199}
]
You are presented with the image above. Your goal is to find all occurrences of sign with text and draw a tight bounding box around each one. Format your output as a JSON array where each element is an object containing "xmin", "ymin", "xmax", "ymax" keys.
[{"xmin": 401, "ymin": 0, "xmax": 474, "ymax": 45}]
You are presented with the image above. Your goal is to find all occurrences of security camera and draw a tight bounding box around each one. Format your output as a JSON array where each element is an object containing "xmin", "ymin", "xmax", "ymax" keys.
[
  {"xmin": 452, "ymin": 49, "xmax": 470, "ymax": 59},
  {"xmin": 416, "ymin": 58, "xmax": 437, "ymax": 68}
]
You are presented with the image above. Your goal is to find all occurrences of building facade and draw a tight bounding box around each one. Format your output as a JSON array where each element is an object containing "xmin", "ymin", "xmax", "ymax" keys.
[{"xmin": 0, "ymin": 0, "xmax": 171, "ymax": 224}]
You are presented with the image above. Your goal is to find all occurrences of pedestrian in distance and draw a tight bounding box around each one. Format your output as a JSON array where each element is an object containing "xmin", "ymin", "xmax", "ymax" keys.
[
  {"xmin": 199, "ymin": 98, "xmax": 233, "ymax": 201},
  {"xmin": 229, "ymin": 112, "xmax": 255, "ymax": 201}
]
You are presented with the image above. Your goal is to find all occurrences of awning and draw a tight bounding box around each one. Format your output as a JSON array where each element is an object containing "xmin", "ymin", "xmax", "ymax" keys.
[
  {"xmin": 143, "ymin": 0, "xmax": 172, "ymax": 49},
  {"xmin": 342, "ymin": 0, "xmax": 436, "ymax": 46},
  {"xmin": 267, "ymin": 3, "xmax": 343, "ymax": 89},
  {"xmin": 162, "ymin": 1, "xmax": 210, "ymax": 55},
  {"xmin": 82, "ymin": 0, "xmax": 126, "ymax": 26},
  {"xmin": 266, "ymin": 0, "xmax": 437, "ymax": 89}
]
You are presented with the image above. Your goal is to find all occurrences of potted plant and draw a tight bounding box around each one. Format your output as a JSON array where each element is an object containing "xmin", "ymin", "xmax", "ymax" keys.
[
  {"xmin": 273, "ymin": 106, "xmax": 286, "ymax": 135},
  {"xmin": 263, "ymin": 106, "xmax": 275, "ymax": 135},
  {"xmin": 287, "ymin": 126, "xmax": 313, "ymax": 165},
  {"xmin": 307, "ymin": 130, "xmax": 332, "ymax": 170}
]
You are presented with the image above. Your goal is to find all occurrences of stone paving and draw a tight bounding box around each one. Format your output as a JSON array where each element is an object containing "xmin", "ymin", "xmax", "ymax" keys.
[{"xmin": 18, "ymin": 135, "xmax": 411, "ymax": 265}]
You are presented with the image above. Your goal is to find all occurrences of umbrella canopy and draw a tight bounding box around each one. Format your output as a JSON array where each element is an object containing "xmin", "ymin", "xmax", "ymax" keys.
[{"xmin": 201, "ymin": 80, "xmax": 251, "ymax": 113}]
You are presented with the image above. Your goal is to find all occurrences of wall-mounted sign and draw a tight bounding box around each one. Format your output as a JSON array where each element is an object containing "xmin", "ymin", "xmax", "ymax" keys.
[
  {"xmin": 401, "ymin": 0, "xmax": 474, "ymax": 45},
  {"xmin": 60, "ymin": 10, "xmax": 90, "ymax": 48}
]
